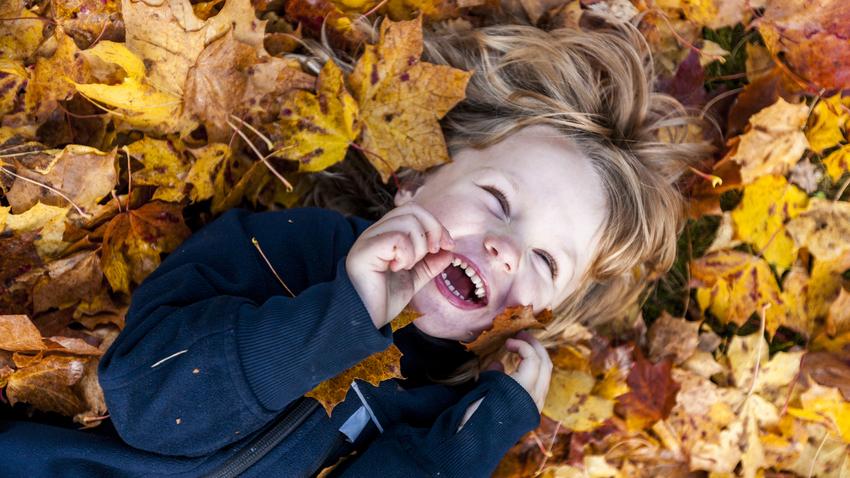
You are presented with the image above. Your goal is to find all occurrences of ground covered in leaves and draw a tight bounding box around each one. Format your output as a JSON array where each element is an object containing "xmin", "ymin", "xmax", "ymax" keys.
[{"xmin": 1, "ymin": 0, "xmax": 850, "ymax": 477}]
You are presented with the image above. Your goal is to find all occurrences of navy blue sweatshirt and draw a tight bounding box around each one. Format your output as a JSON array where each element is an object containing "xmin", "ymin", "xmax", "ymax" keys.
[{"xmin": 0, "ymin": 207, "xmax": 540, "ymax": 477}]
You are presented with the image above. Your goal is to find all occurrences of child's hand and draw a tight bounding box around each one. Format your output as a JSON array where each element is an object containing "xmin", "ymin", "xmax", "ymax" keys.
[
  {"xmin": 346, "ymin": 202, "xmax": 455, "ymax": 329},
  {"xmin": 504, "ymin": 330, "xmax": 552, "ymax": 412}
]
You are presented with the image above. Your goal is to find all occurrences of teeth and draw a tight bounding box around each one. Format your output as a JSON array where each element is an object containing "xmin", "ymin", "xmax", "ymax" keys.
[
  {"xmin": 452, "ymin": 258, "xmax": 461, "ymax": 266},
  {"xmin": 471, "ymin": 275, "xmax": 481, "ymax": 285},
  {"xmin": 474, "ymin": 287, "xmax": 484, "ymax": 297},
  {"xmin": 443, "ymin": 257, "xmax": 487, "ymax": 301},
  {"xmin": 441, "ymin": 272, "xmax": 447, "ymax": 279},
  {"xmin": 460, "ymin": 261, "xmax": 468, "ymax": 268}
]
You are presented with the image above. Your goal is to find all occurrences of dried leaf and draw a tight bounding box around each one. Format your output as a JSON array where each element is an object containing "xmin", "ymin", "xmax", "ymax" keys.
[
  {"xmin": 348, "ymin": 17, "xmax": 472, "ymax": 182},
  {"xmin": 6, "ymin": 354, "xmax": 88, "ymax": 416},
  {"xmin": 615, "ymin": 351, "xmax": 680, "ymax": 431},
  {"xmin": 0, "ymin": 315, "xmax": 46, "ymax": 352},
  {"xmin": 462, "ymin": 305, "xmax": 554, "ymax": 357}
]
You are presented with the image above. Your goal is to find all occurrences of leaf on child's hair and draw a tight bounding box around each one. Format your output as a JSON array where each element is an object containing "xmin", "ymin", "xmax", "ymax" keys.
[
  {"xmin": 305, "ymin": 306, "xmax": 420, "ymax": 415},
  {"xmin": 461, "ymin": 305, "xmax": 553, "ymax": 357},
  {"xmin": 348, "ymin": 17, "xmax": 472, "ymax": 183}
]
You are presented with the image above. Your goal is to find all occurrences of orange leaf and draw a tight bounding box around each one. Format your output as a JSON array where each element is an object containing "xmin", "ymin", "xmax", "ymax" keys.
[
  {"xmin": 462, "ymin": 305, "xmax": 553, "ymax": 357},
  {"xmin": 615, "ymin": 350, "xmax": 680, "ymax": 431},
  {"xmin": 0, "ymin": 315, "xmax": 45, "ymax": 352}
]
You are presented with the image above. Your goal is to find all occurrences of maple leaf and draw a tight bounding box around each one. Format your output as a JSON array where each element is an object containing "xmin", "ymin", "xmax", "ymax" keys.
[
  {"xmin": 2, "ymin": 144, "xmax": 117, "ymax": 221},
  {"xmin": 462, "ymin": 305, "xmax": 554, "ymax": 357},
  {"xmin": 23, "ymin": 28, "xmax": 90, "ymax": 126},
  {"xmin": 184, "ymin": 30, "xmax": 315, "ymax": 142},
  {"xmin": 122, "ymin": 0, "xmax": 266, "ymax": 98},
  {"xmin": 543, "ymin": 368, "xmax": 616, "ymax": 432},
  {"xmin": 185, "ymin": 143, "xmax": 233, "ymax": 202},
  {"xmin": 0, "ymin": 60, "xmax": 27, "ymax": 116},
  {"xmin": 805, "ymin": 94, "xmax": 850, "ymax": 154},
  {"xmin": 5, "ymin": 354, "xmax": 88, "ymax": 416},
  {"xmin": 646, "ymin": 312, "xmax": 700, "ymax": 365},
  {"xmin": 127, "ymin": 137, "xmax": 192, "ymax": 203},
  {"xmin": 680, "ymin": 0, "xmax": 749, "ymax": 30},
  {"xmin": 306, "ymin": 343, "xmax": 404, "ymax": 416},
  {"xmin": 267, "ymin": 60, "xmax": 361, "ymax": 172},
  {"xmin": 730, "ymin": 174, "xmax": 808, "ymax": 272},
  {"xmin": 348, "ymin": 16, "xmax": 472, "ymax": 182},
  {"xmin": 101, "ymin": 201, "xmax": 191, "ymax": 295},
  {"xmin": 0, "ymin": 202, "xmax": 72, "ymax": 259},
  {"xmin": 827, "ymin": 288, "xmax": 850, "ymax": 337},
  {"xmin": 730, "ymin": 98, "xmax": 810, "ymax": 184},
  {"xmin": 73, "ymin": 41, "xmax": 188, "ymax": 135},
  {"xmin": 690, "ymin": 250, "xmax": 785, "ymax": 332},
  {"xmin": 0, "ymin": 315, "xmax": 46, "ymax": 352},
  {"xmin": 615, "ymin": 350, "xmax": 680, "ymax": 431},
  {"xmin": 786, "ymin": 198, "xmax": 850, "ymax": 261},
  {"xmin": 0, "ymin": 0, "xmax": 45, "ymax": 62},
  {"xmin": 757, "ymin": 0, "xmax": 850, "ymax": 91},
  {"xmin": 788, "ymin": 383, "xmax": 850, "ymax": 443},
  {"xmin": 823, "ymin": 144, "xmax": 850, "ymax": 182},
  {"xmin": 31, "ymin": 250, "xmax": 104, "ymax": 315},
  {"xmin": 52, "ymin": 0, "xmax": 122, "ymax": 46}
]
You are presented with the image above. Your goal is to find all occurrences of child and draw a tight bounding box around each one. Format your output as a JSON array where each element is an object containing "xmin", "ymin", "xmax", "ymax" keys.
[{"xmin": 0, "ymin": 13, "xmax": 709, "ymax": 478}]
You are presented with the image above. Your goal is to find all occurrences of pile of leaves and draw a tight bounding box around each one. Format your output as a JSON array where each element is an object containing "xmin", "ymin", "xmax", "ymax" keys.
[{"xmin": 1, "ymin": 0, "xmax": 849, "ymax": 476}]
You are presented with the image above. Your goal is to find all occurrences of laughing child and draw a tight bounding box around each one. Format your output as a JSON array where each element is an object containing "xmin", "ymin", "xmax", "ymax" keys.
[{"xmin": 0, "ymin": 12, "xmax": 710, "ymax": 478}]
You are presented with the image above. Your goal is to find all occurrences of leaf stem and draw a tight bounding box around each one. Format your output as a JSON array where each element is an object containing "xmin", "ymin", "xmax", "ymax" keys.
[
  {"xmin": 226, "ymin": 118, "xmax": 294, "ymax": 192},
  {"xmin": 0, "ymin": 165, "xmax": 91, "ymax": 219},
  {"xmin": 251, "ymin": 237, "xmax": 296, "ymax": 297}
]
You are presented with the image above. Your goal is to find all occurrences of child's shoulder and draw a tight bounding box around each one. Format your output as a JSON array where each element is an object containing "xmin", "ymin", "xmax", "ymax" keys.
[{"xmin": 217, "ymin": 206, "xmax": 374, "ymax": 239}]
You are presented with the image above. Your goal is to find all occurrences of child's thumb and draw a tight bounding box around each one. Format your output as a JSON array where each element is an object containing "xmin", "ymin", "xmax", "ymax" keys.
[{"xmin": 410, "ymin": 250, "xmax": 453, "ymax": 294}]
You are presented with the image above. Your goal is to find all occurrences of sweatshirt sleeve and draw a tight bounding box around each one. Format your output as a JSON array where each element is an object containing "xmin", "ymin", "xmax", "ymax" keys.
[
  {"xmin": 336, "ymin": 371, "xmax": 541, "ymax": 477},
  {"xmin": 97, "ymin": 207, "xmax": 392, "ymax": 457}
]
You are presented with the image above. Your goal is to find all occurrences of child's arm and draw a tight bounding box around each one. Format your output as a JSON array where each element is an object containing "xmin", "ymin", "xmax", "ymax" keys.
[
  {"xmin": 335, "ymin": 370, "xmax": 542, "ymax": 477},
  {"xmin": 97, "ymin": 208, "xmax": 401, "ymax": 457}
]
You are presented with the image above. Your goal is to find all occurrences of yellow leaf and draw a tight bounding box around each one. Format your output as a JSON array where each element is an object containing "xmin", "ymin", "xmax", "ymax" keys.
[
  {"xmin": 24, "ymin": 29, "xmax": 87, "ymax": 125},
  {"xmin": 786, "ymin": 198, "xmax": 850, "ymax": 261},
  {"xmin": 127, "ymin": 137, "xmax": 191, "ymax": 202},
  {"xmin": 823, "ymin": 143, "xmax": 850, "ymax": 182},
  {"xmin": 731, "ymin": 175, "xmax": 808, "ymax": 272},
  {"xmin": 806, "ymin": 253, "xmax": 850, "ymax": 320},
  {"xmin": 73, "ymin": 41, "xmax": 186, "ymax": 134},
  {"xmin": 0, "ymin": 202, "xmax": 71, "ymax": 259},
  {"xmin": 0, "ymin": 0, "xmax": 45, "ymax": 62},
  {"xmin": 690, "ymin": 251, "xmax": 785, "ymax": 331},
  {"xmin": 348, "ymin": 17, "xmax": 472, "ymax": 182},
  {"xmin": 306, "ymin": 344, "xmax": 404, "ymax": 416},
  {"xmin": 681, "ymin": 0, "xmax": 747, "ymax": 30},
  {"xmin": 0, "ymin": 59, "xmax": 27, "ymax": 116},
  {"xmin": 269, "ymin": 60, "xmax": 361, "ymax": 172},
  {"xmin": 806, "ymin": 94, "xmax": 850, "ymax": 153},
  {"xmin": 185, "ymin": 143, "xmax": 232, "ymax": 202},
  {"xmin": 788, "ymin": 383, "xmax": 850, "ymax": 443},
  {"xmin": 543, "ymin": 369, "xmax": 614, "ymax": 431},
  {"xmin": 826, "ymin": 288, "xmax": 850, "ymax": 337},
  {"xmin": 730, "ymin": 98, "xmax": 810, "ymax": 184}
]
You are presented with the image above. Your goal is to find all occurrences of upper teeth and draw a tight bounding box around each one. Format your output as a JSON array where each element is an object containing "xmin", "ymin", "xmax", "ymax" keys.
[{"xmin": 440, "ymin": 257, "xmax": 486, "ymax": 300}]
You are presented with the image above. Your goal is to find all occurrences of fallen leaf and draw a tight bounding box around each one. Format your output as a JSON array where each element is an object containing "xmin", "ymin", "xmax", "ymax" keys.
[
  {"xmin": 823, "ymin": 144, "xmax": 850, "ymax": 182},
  {"xmin": 691, "ymin": 250, "xmax": 785, "ymax": 331},
  {"xmin": 647, "ymin": 312, "xmax": 700, "ymax": 365},
  {"xmin": 101, "ymin": 201, "xmax": 191, "ymax": 294},
  {"xmin": 267, "ymin": 60, "xmax": 361, "ymax": 172},
  {"xmin": 462, "ymin": 305, "xmax": 554, "ymax": 357},
  {"xmin": 786, "ymin": 198, "xmax": 850, "ymax": 261},
  {"xmin": 0, "ymin": 315, "xmax": 46, "ymax": 352},
  {"xmin": 730, "ymin": 174, "xmax": 808, "ymax": 272},
  {"xmin": 615, "ymin": 350, "xmax": 680, "ymax": 431},
  {"xmin": 31, "ymin": 250, "xmax": 104, "ymax": 314},
  {"xmin": 787, "ymin": 383, "xmax": 850, "ymax": 443},
  {"xmin": 348, "ymin": 17, "xmax": 472, "ymax": 182},
  {"xmin": 0, "ymin": 0, "xmax": 46, "ymax": 62},
  {"xmin": 730, "ymin": 98, "xmax": 809, "ymax": 184},
  {"xmin": 5, "ymin": 354, "xmax": 88, "ymax": 416},
  {"xmin": 306, "ymin": 343, "xmax": 404, "ymax": 415},
  {"xmin": 805, "ymin": 94, "xmax": 850, "ymax": 154},
  {"xmin": 127, "ymin": 137, "xmax": 191, "ymax": 203}
]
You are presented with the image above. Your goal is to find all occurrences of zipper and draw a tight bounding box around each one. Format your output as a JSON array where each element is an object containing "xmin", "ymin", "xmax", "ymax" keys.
[{"xmin": 204, "ymin": 397, "xmax": 319, "ymax": 478}]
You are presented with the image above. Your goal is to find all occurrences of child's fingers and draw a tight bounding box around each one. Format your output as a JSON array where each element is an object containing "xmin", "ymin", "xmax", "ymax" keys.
[
  {"xmin": 391, "ymin": 203, "xmax": 454, "ymax": 253},
  {"xmin": 506, "ymin": 337, "xmax": 540, "ymax": 387},
  {"xmin": 372, "ymin": 231, "xmax": 415, "ymax": 272},
  {"xmin": 365, "ymin": 214, "xmax": 430, "ymax": 268}
]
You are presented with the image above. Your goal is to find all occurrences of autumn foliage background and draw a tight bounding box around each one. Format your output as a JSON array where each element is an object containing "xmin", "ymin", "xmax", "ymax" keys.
[{"xmin": 1, "ymin": 0, "xmax": 850, "ymax": 476}]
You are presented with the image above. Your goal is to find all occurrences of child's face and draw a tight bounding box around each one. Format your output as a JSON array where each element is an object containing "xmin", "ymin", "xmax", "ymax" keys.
[{"xmin": 395, "ymin": 125, "xmax": 608, "ymax": 341}]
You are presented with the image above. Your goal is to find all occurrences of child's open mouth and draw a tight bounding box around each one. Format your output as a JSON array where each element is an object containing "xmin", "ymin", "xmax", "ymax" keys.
[{"xmin": 434, "ymin": 255, "xmax": 489, "ymax": 310}]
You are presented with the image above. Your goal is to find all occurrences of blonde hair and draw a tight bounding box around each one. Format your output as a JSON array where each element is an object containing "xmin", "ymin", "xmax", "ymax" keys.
[{"xmin": 299, "ymin": 13, "xmax": 713, "ymax": 383}]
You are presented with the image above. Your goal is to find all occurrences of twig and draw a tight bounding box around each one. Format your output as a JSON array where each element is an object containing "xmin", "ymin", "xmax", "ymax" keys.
[
  {"xmin": 251, "ymin": 237, "xmax": 296, "ymax": 297},
  {"xmin": 226, "ymin": 118, "xmax": 294, "ymax": 191},
  {"xmin": 834, "ymin": 175, "xmax": 850, "ymax": 201},
  {"xmin": 807, "ymin": 431, "xmax": 830, "ymax": 478},
  {"xmin": 534, "ymin": 421, "xmax": 561, "ymax": 476},
  {"xmin": 0, "ymin": 166, "xmax": 92, "ymax": 219},
  {"xmin": 744, "ymin": 304, "xmax": 769, "ymax": 404},
  {"xmin": 228, "ymin": 114, "xmax": 274, "ymax": 150}
]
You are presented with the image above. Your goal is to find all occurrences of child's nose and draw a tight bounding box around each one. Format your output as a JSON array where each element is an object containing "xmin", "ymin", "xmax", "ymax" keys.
[{"xmin": 484, "ymin": 234, "xmax": 519, "ymax": 273}]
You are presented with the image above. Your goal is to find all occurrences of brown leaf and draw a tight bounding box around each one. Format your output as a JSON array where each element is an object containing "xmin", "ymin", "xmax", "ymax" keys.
[
  {"xmin": 5, "ymin": 354, "xmax": 88, "ymax": 416},
  {"xmin": 800, "ymin": 351, "xmax": 850, "ymax": 401},
  {"xmin": 32, "ymin": 250, "xmax": 104, "ymax": 314},
  {"xmin": 305, "ymin": 344, "xmax": 404, "ymax": 415},
  {"xmin": 786, "ymin": 198, "xmax": 850, "ymax": 262},
  {"xmin": 122, "ymin": 0, "xmax": 267, "ymax": 98},
  {"xmin": 348, "ymin": 17, "xmax": 472, "ymax": 182},
  {"xmin": 43, "ymin": 336, "xmax": 104, "ymax": 356},
  {"xmin": 23, "ymin": 28, "xmax": 90, "ymax": 126},
  {"xmin": 827, "ymin": 287, "xmax": 850, "ymax": 337},
  {"xmin": 647, "ymin": 312, "xmax": 700, "ymax": 365},
  {"xmin": 615, "ymin": 350, "xmax": 680, "ymax": 431},
  {"xmin": 0, "ymin": 315, "xmax": 46, "ymax": 352},
  {"xmin": 757, "ymin": 0, "xmax": 850, "ymax": 91},
  {"xmin": 101, "ymin": 201, "xmax": 191, "ymax": 294},
  {"xmin": 3, "ymin": 145, "xmax": 118, "ymax": 219},
  {"xmin": 462, "ymin": 305, "xmax": 554, "ymax": 357},
  {"xmin": 0, "ymin": 0, "xmax": 46, "ymax": 62}
]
